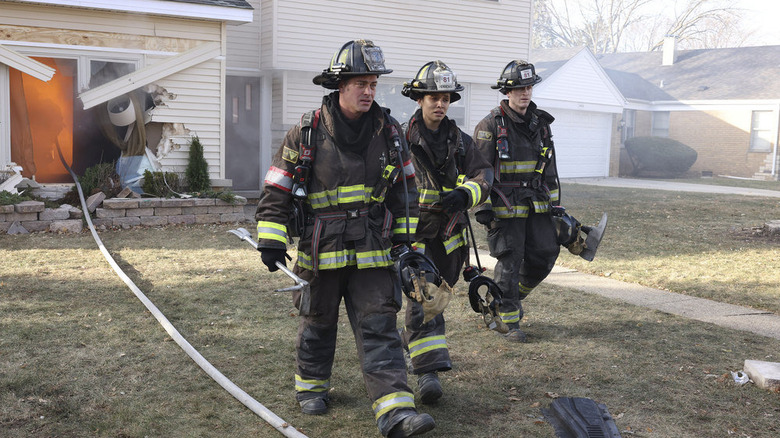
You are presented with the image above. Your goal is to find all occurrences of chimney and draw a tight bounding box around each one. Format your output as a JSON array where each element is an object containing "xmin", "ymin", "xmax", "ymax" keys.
[{"xmin": 662, "ymin": 36, "xmax": 676, "ymax": 66}]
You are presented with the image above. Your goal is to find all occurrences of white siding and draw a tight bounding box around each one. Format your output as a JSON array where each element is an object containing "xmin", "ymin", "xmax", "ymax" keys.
[
  {"xmin": 260, "ymin": 0, "xmax": 276, "ymax": 68},
  {"xmin": 267, "ymin": 0, "xmax": 532, "ymax": 84},
  {"xmin": 534, "ymin": 50, "xmax": 625, "ymax": 112},
  {"xmin": 153, "ymin": 57, "xmax": 224, "ymax": 179},
  {"xmin": 226, "ymin": 0, "xmax": 261, "ymax": 72},
  {"xmin": 469, "ymin": 88, "xmax": 503, "ymax": 133}
]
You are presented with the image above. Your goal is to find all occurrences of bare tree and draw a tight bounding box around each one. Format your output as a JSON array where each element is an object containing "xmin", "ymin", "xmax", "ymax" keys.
[{"xmin": 534, "ymin": 0, "xmax": 747, "ymax": 53}]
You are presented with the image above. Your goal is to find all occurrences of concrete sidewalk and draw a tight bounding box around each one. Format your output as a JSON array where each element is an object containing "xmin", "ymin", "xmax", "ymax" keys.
[
  {"xmin": 475, "ymin": 252, "xmax": 780, "ymax": 341},
  {"xmin": 563, "ymin": 177, "xmax": 780, "ymax": 198}
]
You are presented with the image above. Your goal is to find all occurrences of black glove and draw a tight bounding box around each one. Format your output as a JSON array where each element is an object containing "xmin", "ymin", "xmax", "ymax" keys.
[
  {"xmin": 475, "ymin": 210, "xmax": 495, "ymax": 226},
  {"xmin": 440, "ymin": 189, "xmax": 468, "ymax": 213},
  {"xmin": 260, "ymin": 247, "xmax": 287, "ymax": 272}
]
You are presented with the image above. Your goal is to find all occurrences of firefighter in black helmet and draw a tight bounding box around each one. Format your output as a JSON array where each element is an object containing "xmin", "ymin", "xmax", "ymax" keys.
[
  {"xmin": 472, "ymin": 60, "xmax": 559, "ymax": 343},
  {"xmin": 255, "ymin": 39, "xmax": 435, "ymax": 438},
  {"xmin": 400, "ymin": 61, "xmax": 492, "ymax": 403}
]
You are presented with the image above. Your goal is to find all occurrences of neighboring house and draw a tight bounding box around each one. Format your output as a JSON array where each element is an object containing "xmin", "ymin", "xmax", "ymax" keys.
[
  {"xmin": 530, "ymin": 47, "xmax": 627, "ymax": 178},
  {"xmin": 595, "ymin": 40, "xmax": 780, "ymax": 180},
  {"xmin": 533, "ymin": 42, "xmax": 780, "ymax": 180},
  {"xmin": 224, "ymin": 0, "xmax": 536, "ymax": 194},
  {"xmin": 0, "ymin": 0, "xmax": 252, "ymax": 192}
]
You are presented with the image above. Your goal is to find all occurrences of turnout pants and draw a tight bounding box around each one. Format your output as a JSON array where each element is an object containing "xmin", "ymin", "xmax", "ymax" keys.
[
  {"xmin": 402, "ymin": 239, "xmax": 467, "ymax": 374},
  {"xmin": 291, "ymin": 265, "xmax": 417, "ymax": 436},
  {"xmin": 486, "ymin": 214, "xmax": 560, "ymax": 327}
]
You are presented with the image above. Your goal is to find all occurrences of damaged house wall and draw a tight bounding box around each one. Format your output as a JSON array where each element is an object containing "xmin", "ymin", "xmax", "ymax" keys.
[{"xmin": 0, "ymin": 1, "xmax": 244, "ymax": 188}]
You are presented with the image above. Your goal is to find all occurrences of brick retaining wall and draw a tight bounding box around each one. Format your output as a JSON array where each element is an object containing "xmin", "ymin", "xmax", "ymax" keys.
[{"xmin": 1, "ymin": 196, "xmax": 248, "ymax": 234}]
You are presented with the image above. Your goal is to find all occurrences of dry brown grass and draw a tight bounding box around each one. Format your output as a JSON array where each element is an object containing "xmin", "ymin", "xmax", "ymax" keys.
[{"xmin": 2, "ymin": 182, "xmax": 780, "ymax": 437}]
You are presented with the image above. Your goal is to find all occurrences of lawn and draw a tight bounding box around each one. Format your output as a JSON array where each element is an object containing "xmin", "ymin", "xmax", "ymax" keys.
[{"xmin": 1, "ymin": 182, "xmax": 779, "ymax": 437}]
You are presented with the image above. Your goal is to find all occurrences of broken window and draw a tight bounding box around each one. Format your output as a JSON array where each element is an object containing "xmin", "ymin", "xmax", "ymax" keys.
[{"xmin": 9, "ymin": 55, "xmax": 157, "ymax": 186}]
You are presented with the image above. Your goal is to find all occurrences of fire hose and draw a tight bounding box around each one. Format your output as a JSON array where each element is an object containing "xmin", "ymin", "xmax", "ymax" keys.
[{"xmin": 56, "ymin": 143, "xmax": 308, "ymax": 438}]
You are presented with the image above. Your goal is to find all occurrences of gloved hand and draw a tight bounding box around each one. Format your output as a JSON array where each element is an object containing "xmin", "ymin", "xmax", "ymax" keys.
[
  {"xmin": 440, "ymin": 189, "xmax": 468, "ymax": 213},
  {"xmin": 474, "ymin": 210, "xmax": 495, "ymax": 226},
  {"xmin": 390, "ymin": 243, "xmax": 413, "ymax": 262},
  {"xmin": 260, "ymin": 247, "xmax": 287, "ymax": 272}
]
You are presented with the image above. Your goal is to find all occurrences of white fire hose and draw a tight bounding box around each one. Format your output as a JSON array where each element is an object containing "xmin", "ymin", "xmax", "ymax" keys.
[{"xmin": 57, "ymin": 145, "xmax": 308, "ymax": 438}]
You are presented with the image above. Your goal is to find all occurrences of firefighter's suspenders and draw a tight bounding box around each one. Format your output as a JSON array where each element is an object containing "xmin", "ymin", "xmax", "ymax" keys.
[
  {"xmin": 290, "ymin": 108, "xmax": 403, "ymax": 205},
  {"xmin": 290, "ymin": 109, "xmax": 321, "ymax": 199},
  {"xmin": 492, "ymin": 107, "xmax": 553, "ymax": 188}
]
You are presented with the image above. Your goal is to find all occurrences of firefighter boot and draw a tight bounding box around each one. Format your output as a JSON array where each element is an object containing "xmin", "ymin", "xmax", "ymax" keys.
[
  {"xmin": 388, "ymin": 413, "xmax": 436, "ymax": 438},
  {"xmin": 299, "ymin": 396, "xmax": 328, "ymax": 415},
  {"xmin": 502, "ymin": 323, "xmax": 528, "ymax": 343},
  {"xmin": 417, "ymin": 372, "xmax": 443, "ymax": 404}
]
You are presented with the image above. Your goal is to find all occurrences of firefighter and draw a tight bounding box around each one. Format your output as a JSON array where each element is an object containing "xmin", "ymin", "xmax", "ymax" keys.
[
  {"xmin": 254, "ymin": 40, "xmax": 435, "ymax": 438},
  {"xmin": 400, "ymin": 61, "xmax": 492, "ymax": 403},
  {"xmin": 472, "ymin": 60, "xmax": 560, "ymax": 343}
]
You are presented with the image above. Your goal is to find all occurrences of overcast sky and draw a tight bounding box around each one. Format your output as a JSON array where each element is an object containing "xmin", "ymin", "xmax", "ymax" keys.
[{"xmin": 736, "ymin": 0, "xmax": 780, "ymax": 45}]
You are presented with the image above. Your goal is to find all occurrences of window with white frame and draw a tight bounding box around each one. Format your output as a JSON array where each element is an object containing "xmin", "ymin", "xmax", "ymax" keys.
[
  {"xmin": 750, "ymin": 110, "xmax": 775, "ymax": 152},
  {"xmin": 651, "ymin": 111, "xmax": 670, "ymax": 137}
]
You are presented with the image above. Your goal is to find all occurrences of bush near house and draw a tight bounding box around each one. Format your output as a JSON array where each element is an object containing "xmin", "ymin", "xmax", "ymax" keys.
[
  {"xmin": 141, "ymin": 170, "xmax": 183, "ymax": 197},
  {"xmin": 0, "ymin": 190, "xmax": 34, "ymax": 205},
  {"xmin": 80, "ymin": 161, "xmax": 121, "ymax": 197},
  {"xmin": 185, "ymin": 136, "xmax": 211, "ymax": 193},
  {"xmin": 625, "ymin": 136, "xmax": 697, "ymax": 176}
]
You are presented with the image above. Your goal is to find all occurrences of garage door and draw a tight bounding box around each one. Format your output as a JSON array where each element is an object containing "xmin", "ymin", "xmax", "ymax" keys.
[{"xmin": 548, "ymin": 109, "xmax": 612, "ymax": 178}]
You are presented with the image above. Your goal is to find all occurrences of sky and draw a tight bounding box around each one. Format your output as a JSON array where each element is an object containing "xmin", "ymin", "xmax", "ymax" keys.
[{"xmin": 732, "ymin": 0, "xmax": 780, "ymax": 46}]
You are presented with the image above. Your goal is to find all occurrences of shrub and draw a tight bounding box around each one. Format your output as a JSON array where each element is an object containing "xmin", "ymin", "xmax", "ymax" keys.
[
  {"xmin": 141, "ymin": 170, "xmax": 183, "ymax": 197},
  {"xmin": 79, "ymin": 161, "xmax": 121, "ymax": 197},
  {"xmin": 624, "ymin": 136, "xmax": 697, "ymax": 176},
  {"xmin": 185, "ymin": 136, "xmax": 211, "ymax": 193},
  {"xmin": 0, "ymin": 190, "xmax": 33, "ymax": 205}
]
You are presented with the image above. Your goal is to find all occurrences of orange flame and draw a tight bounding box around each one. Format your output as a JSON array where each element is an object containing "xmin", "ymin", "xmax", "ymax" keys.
[{"xmin": 18, "ymin": 57, "xmax": 75, "ymax": 183}]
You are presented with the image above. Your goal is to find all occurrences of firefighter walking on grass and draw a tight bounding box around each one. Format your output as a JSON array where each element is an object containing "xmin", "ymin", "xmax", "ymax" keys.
[
  {"xmin": 254, "ymin": 40, "xmax": 435, "ymax": 438},
  {"xmin": 472, "ymin": 60, "xmax": 561, "ymax": 343},
  {"xmin": 399, "ymin": 60, "xmax": 492, "ymax": 403}
]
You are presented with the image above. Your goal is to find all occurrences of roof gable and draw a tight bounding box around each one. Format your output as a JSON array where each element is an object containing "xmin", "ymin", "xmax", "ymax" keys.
[{"xmin": 531, "ymin": 47, "xmax": 626, "ymax": 111}]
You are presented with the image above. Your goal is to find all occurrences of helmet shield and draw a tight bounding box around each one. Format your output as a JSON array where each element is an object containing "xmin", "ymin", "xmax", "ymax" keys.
[
  {"xmin": 402, "ymin": 60, "xmax": 464, "ymax": 102},
  {"xmin": 313, "ymin": 39, "xmax": 393, "ymax": 89}
]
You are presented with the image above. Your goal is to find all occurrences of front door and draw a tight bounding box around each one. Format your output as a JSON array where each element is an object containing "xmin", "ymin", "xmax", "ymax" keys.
[{"xmin": 225, "ymin": 75, "xmax": 261, "ymax": 191}]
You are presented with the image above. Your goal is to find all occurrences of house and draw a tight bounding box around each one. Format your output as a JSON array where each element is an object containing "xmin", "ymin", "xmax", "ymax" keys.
[
  {"xmin": 530, "ymin": 47, "xmax": 627, "ymax": 178},
  {"xmin": 3, "ymin": 0, "xmax": 542, "ymax": 196},
  {"xmin": 224, "ymin": 0, "xmax": 537, "ymax": 195},
  {"xmin": 595, "ymin": 40, "xmax": 780, "ymax": 180},
  {"xmin": 532, "ymin": 42, "xmax": 780, "ymax": 180},
  {"xmin": 0, "ymin": 0, "xmax": 253, "ymax": 194}
]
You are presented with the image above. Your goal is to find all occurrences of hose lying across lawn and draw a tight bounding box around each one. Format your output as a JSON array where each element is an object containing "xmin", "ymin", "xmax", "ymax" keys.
[{"xmin": 57, "ymin": 146, "xmax": 308, "ymax": 438}]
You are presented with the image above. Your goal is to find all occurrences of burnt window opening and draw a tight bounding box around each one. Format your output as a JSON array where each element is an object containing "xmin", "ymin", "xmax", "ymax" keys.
[{"xmin": 10, "ymin": 57, "xmax": 155, "ymax": 184}]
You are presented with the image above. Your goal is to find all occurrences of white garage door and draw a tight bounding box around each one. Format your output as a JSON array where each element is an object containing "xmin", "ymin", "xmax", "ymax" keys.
[{"xmin": 548, "ymin": 109, "xmax": 612, "ymax": 178}]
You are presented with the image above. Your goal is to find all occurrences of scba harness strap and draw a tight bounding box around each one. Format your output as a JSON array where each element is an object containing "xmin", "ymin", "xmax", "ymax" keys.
[
  {"xmin": 491, "ymin": 107, "xmax": 553, "ymax": 188},
  {"xmin": 286, "ymin": 108, "xmax": 404, "ymax": 239},
  {"xmin": 290, "ymin": 109, "xmax": 321, "ymax": 199}
]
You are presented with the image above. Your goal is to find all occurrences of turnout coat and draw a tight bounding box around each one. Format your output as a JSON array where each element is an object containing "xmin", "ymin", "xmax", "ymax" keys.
[
  {"xmin": 473, "ymin": 99, "xmax": 560, "ymax": 219},
  {"xmin": 405, "ymin": 114, "xmax": 492, "ymax": 253},
  {"xmin": 255, "ymin": 98, "xmax": 418, "ymax": 273}
]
